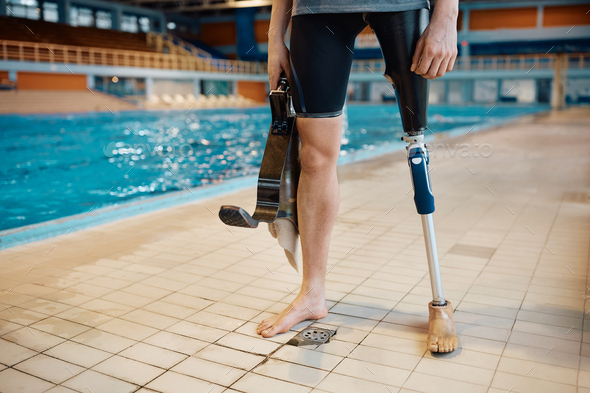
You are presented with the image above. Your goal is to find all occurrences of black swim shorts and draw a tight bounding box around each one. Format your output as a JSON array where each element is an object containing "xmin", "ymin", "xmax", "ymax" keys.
[{"xmin": 289, "ymin": 9, "xmax": 430, "ymax": 132}]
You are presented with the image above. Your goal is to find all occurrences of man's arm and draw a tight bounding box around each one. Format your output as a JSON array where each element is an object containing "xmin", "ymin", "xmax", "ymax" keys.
[
  {"xmin": 268, "ymin": 0, "xmax": 294, "ymax": 89},
  {"xmin": 411, "ymin": 0, "xmax": 459, "ymax": 79}
]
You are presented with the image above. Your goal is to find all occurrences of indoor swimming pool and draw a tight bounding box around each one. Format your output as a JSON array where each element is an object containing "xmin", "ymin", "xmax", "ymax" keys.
[{"xmin": 0, "ymin": 104, "xmax": 547, "ymax": 231}]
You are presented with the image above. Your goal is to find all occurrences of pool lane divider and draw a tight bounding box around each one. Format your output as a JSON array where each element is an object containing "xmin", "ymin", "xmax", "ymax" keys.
[{"xmin": 0, "ymin": 108, "xmax": 547, "ymax": 250}]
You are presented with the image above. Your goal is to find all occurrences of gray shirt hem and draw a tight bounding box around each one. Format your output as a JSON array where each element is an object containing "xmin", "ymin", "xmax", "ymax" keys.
[{"xmin": 293, "ymin": 1, "xmax": 430, "ymax": 17}]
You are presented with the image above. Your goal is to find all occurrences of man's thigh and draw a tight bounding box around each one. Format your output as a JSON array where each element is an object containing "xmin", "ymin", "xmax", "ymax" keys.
[{"xmin": 289, "ymin": 13, "xmax": 367, "ymax": 118}]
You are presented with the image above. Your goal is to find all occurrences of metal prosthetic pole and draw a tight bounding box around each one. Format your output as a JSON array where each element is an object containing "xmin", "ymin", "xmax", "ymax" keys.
[{"xmin": 403, "ymin": 133, "xmax": 446, "ymax": 306}]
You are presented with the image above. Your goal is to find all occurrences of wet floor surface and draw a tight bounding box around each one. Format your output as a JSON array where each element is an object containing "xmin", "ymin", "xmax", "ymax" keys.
[{"xmin": 1, "ymin": 107, "xmax": 589, "ymax": 393}]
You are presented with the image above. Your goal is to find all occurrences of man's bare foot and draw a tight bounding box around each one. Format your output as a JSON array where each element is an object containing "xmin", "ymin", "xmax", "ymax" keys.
[
  {"xmin": 427, "ymin": 301, "xmax": 459, "ymax": 353},
  {"xmin": 256, "ymin": 291, "xmax": 328, "ymax": 338}
]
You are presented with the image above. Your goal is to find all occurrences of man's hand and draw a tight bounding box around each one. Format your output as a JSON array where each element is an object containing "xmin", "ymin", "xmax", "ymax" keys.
[
  {"xmin": 268, "ymin": 40, "xmax": 291, "ymax": 90},
  {"xmin": 267, "ymin": 0, "xmax": 293, "ymax": 90},
  {"xmin": 411, "ymin": 2, "xmax": 458, "ymax": 79}
]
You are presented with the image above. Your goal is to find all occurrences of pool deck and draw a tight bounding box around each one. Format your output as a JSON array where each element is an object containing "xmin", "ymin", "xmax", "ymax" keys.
[{"xmin": 0, "ymin": 107, "xmax": 589, "ymax": 393}]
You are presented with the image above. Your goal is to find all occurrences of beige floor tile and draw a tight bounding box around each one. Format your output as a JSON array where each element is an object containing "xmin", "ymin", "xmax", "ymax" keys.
[
  {"xmin": 403, "ymin": 371, "xmax": 488, "ymax": 393},
  {"xmin": 502, "ymin": 342, "xmax": 579, "ymax": 368},
  {"xmin": 120, "ymin": 283, "xmax": 172, "ymax": 300},
  {"xmin": 496, "ymin": 356, "xmax": 577, "ymax": 385},
  {"xmin": 0, "ymin": 292, "xmax": 37, "ymax": 307},
  {"xmin": 414, "ymin": 357, "xmax": 494, "ymax": 386},
  {"xmin": 2, "ymin": 326, "xmax": 65, "ymax": 351},
  {"xmin": 232, "ymin": 371, "xmax": 312, "ymax": 393},
  {"xmin": 15, "ymin": 353, "xmax": 85, "ymax": 384},
  {"xmin": 178, "ymin": 284, "xmax": 231, "ymax": 302},
  {"xmin": 317, "ymin": 313, "xmax": 380, "ymax": 332},
  {"xmin": 30, "ymin": 316, "xmax": 92, "ymax": 339},
  {"xmin": 491, "ymin": 371, "xmax": 576, "ymax": 393},
  {"xmin": 0, "ymin": 319, "xmax": 21, "ymax": 336},
  {"xmin": 456, "ymin": 320, "xmax": 510, "ymax": 341},
  {"xmin": 332, "ymin": 357, "xmax": 410, "ymax": 387},
  {"xmin": 194, "ymin": 343, "xmax": 265, "ymax": 370},
  {"xmin": 0, "ymin": 339, "xmax": 38, "ymax": 366},
  {"xmin": 78, "ymin": 299, "xmax": 134, "ymax": 317},
  {"xmin": 165, "ymin": 320, "xmax": 229, "ymax": 342},
  {"xmin": 215, "ymin": 332, "xmax": 280, "ymax": 356},
  {"xmin": 44, "ymin": 386, "xmax": 79, "ymax": 393},
  {"xmin": 330, "ymin": 302, "xmax": 390, "ymax": 320},
  {"xmin": 67, "ymin": 282, "xmax": 113, "ymax": 298},
  {"xmin": 362, "ymin": 332, "xmax": 426, "ymax": 356},
  {"xmin": 271, "ymin": 345, "xmax": 343, "ymax": 371},
  {"xmin": 141, "ymin": 276, "xmax": 189, "ymax": 291},
  {"xmin": 143, "ymin": 331, "xmax": 209, "ymax": 355},
  {"xmin": 172, "ymin": 356, "xmax": 246, "ymax": 386},
  {"xmin": 0, "ymin": 307, "xmax": 47, "ymax": 326},
  {"xmin": 146, "ymin": 371, "xmax": 221, "ymax": 393},
  {"xmin": 97, "ymin": 318, "xmax": 159, "ymax": 341},
  {"xmin": 508, "ymin": 329, "xmax": 581, "ymax": 353},
  {"xmin": 42, "ymin": 290, "xmax": 94, "ymax": 307},
  {"xmin": 316, "ymin": 372, "xmax": 399, "ymax": 393},
  {"xmin": 119, "ymin": 342, "xmax": 187, "ymax": 369},
  {"xmin": 54, "ymin": 307, "xmax": 114, "ymax": 327},
  {"xmin": 160, "ymin": 292, "xmax": 214, "ymax": 310},
  {"xmin": 422, "ymin": 347, "xmax": 500, "ymax": 370},
  {"xmin": 253, "ymin": 358, "xmax": 329, "ymax": 387},
  {"xmin": 71, "ymin": 328, "xmax": 136, "ymax": 353},
  {"xmin": 0, "ymin": 368, "xmax": 55, "ymax": 393},
  {"xmin": 63, "ymin": 369, "xmax": 138, "ymax": 393},
  {"xmin": 204, "ymin": 302, "xmax": 261, "ymax": 321},
  {"xmin": 350, "ymin": 344, "xmax": 421, "ymax": 371},
  {"xmin": 220, "ymin": 293, "xmax": 277, "ymax": 311},
  {"xmin": 44, "ymin": 340, "xmax": 111, "ymax": 368},
  {"xmin": 119, "ymin": 309, "xmax": 180, "ymax": 330},
  {"xmin": 143, "ymin": 300, "xmax": 197, "ymax": 319},
  {"xmin": 101, "ymin": 290, "xmax": 153, "ymax": 308},
  {"xmin": 186, "ymin": 310, "xmax": 246, "ymax": 331},
  {"xmin": 93, "ymin": 355, "xmax": 165, "ymax": 385},
  {"xmin": 512, "ymin": 320, "xmax": 582, "ymax": 342},
  {"xmin": 12, "ymin": 283, "xmax": 59, "ymax": 297},
  {"xmin": 19, "ymin": 298, "xmax": 73, "ymax": 316},
  {"xmin": 458, "ymin": 335, "xmax": 506, "ymax": 356}
]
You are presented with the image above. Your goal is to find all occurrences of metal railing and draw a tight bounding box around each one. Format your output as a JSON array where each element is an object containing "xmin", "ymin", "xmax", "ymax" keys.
[
  {"xmin": 3, "ymin": 39, "xmax": 588, "ymax": 77},
  {"xmin": 351, "ymin": 53, "xmax": 589, "ymax": 73},
  {"xmin": 0, "ymin": 40, "xmax": 268, "ymax": 74}
]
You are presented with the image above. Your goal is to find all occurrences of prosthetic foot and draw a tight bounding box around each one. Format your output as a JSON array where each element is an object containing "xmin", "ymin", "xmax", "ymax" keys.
[
  {"xmin": 219, "ymin": 73, "xmax": 302, "ymax": 270},
  {"xmin": 404, "ymin": 133, "xmax": 459, "ymax": 353}
]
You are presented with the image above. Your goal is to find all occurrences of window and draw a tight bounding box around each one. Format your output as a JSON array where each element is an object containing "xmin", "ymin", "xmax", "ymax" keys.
[
  {"xmin": 138, "ymin": 16, "xmax": 150, "ymax": 33},
  {"xmin": 96, "ymin": 10, "xmax": 112, "ymax": 29},
  {"xmin": 6, "ymin": 0, "xmax": 40, "ymax": 20},
  {"xmin": 121, "ymin": 14, "xmax": 138, "ymax": 33},
  {"xmin": 69, "ymin": 6, "xmax": 94, "ymax": 27},
  {"xmin": 43, "ymin": 2, "xmax": 58, "ymax": 22}
]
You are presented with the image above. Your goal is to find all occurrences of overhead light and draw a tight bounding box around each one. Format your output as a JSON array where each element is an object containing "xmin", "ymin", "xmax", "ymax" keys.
[{"xmin": 167, "ymin": 22, "xmax": 176, "ymax": 30}]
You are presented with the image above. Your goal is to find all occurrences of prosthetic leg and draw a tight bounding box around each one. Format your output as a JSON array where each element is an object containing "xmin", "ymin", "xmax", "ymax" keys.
[
  {"xmin": 219, "ymin": 73, "xmax": 302, "ymax": 271},
  {"xmin": 404, "ymin": 132, "xmax": 459, "ymax": 353},
  {"xmin": 366, "ymin": 9, "xmax": 459, "ymax": 353}
]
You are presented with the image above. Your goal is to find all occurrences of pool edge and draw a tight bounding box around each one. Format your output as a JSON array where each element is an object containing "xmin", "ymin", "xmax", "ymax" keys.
[{"xmin": 0, "ymin": 107, "xmax": 549, "ymax": 250}]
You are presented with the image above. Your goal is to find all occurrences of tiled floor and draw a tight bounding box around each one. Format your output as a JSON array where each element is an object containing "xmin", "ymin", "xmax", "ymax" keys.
[{"xmin": 1, "ymin": 107, "xmax": 589, "ymax": 393}]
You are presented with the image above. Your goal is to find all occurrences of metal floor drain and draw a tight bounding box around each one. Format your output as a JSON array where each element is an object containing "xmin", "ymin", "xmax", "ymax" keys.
[{"xmin": 287, "ymin": 327, "xmax": 336, "ymax": 347}]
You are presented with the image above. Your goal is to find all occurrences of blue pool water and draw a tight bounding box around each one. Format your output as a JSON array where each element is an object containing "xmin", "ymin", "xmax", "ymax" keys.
[{"xmin": 0, "ymin": 104, "xmax": 546, "ymax": 231}]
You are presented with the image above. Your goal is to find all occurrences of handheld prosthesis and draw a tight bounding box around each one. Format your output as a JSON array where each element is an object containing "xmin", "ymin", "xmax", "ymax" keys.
[{"xmin": 219, "ymin": 73, "xmax": 302, "ymax": 271}]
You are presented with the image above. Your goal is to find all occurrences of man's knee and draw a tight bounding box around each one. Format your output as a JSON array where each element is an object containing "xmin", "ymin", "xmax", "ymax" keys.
[
  {"xmin": 297, "ymin": 117, "xmax": 341, "ymax": 174},
  {"xmin": 300, "ymin": 143, "xmax": 339, "ymax": 174}
]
